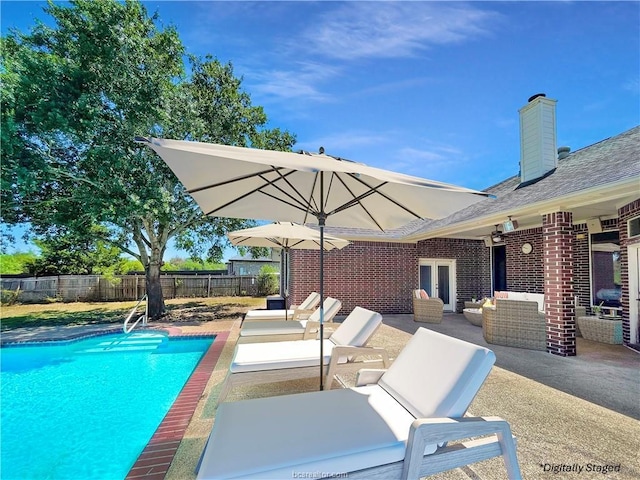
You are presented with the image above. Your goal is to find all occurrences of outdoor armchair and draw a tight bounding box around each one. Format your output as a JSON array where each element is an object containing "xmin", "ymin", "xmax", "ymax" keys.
[
  {"xmin": 197, "ymin": 328, "xmax": 521, "ymax": 479},
  {"xmin": 412, "ymin": 289, "xmax": 444, "ymax": 324},
  {"xmin": 216, "ymin": 306, "xmax": 388, "ymax": 404},
  {"xmin": 237, "ymin": 297, "xmax": 342, "ymax": 343}
]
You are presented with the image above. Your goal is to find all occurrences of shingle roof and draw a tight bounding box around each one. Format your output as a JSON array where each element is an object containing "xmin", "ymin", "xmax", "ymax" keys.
[{"xmin": 324, "ymin": 125, "xmax": 640, "ymax": 241}]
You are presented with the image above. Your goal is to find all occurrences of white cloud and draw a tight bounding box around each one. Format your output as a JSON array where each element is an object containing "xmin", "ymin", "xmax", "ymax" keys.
[
  {"xmin": 299, "ymin": 2, "xmax": 499, "ymax": 61},
  {"xmin": 249, "ymin": 2, "xmax": 499, "ymax": 103},
  {"xmin": 251, "ymin": 61, "xmax": 340, "ymax": 102},
  {"xmin": 622, "ymin": 75, "xmax": 640, "ymax": 95},
  {"xmin": 296, "ymin": 130, "xmax": 390, "ymax": 154}
]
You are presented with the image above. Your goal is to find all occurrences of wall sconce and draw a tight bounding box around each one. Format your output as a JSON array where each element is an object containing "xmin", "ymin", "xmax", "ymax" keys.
[{"xmin": 503, "ymin": 216, "xmax": 519, "ymax": 233}]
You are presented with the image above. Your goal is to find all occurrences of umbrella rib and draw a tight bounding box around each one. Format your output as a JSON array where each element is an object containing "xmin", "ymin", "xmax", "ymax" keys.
[
  {"xmin": 258, "ymin": 190, "xmax": 314, "ymax": 215},
  {"xmin": 265, "ymin": 169, "xmax": 321, "ymax": 215},
  {"xmin": 303, "ymin": 172, "xmax": 321, "ymax": 223},
  {"xmin": 334, "ymin": 173, "xmax": 424, "ymax": 221},
  {"xmin": 188, "ymin": 167, "xmax": 285, "ymax": 195},
  {"xmin": 202, "ymin": 168, "xmax": 299, "ymax": 216},
  {"xmin": 326, "ymin": 174, "xmax": 384, "ymax": 230}
]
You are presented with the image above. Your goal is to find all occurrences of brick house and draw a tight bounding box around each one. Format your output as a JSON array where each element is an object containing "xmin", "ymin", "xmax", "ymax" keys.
[{"xmin": 289, "ymin": 95, "xmax": 640, "ymax": 356}]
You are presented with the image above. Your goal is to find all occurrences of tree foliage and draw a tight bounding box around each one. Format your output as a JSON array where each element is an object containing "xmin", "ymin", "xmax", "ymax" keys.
[
  {"xmin": 0, "ymin": 251, "xmax": 38, "ymax": 274},
  {"xmin": 1, "ymin": 0, "xmax": 295, "ymax": 316},
  {"xmin": 25, "ymin": 230, "xmax": 123, "ymax": 276}
]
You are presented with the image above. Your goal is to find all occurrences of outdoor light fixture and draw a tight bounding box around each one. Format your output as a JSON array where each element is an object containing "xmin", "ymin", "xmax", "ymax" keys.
[
  {"xmin": 503, "ymin": 216, "xmax": 519, "ymax": 232},
  {"xmin": 491, "ymin": 225, "xmax": 504, "ymax": 244}
]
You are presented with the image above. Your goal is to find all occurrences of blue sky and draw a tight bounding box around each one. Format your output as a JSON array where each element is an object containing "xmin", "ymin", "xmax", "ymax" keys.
[{"xmin": 2, "ymin": 1, "xmax": 639, "ymax": 260}]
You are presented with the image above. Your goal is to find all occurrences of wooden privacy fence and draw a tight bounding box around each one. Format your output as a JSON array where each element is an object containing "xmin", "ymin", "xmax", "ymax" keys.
[{"xmin": 0, "ymin": 274, "xmax": 261, "ymax": 303}]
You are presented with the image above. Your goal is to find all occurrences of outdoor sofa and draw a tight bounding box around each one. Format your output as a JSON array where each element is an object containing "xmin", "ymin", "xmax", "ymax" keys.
[
  {"xmin": 482, "ymin": 291, "xmax": 546, "ymax": 351},
  {"xmin": 197, "ymin": 328, "xmax": 521, "ymax": 479}
]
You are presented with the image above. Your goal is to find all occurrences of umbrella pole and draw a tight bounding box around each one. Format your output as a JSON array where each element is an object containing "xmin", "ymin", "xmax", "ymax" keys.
[
  {"xmin": 283, "ymin": 247, "xmax": 289, "ymax": 321},
  {"xmin": 319, "ymin": 215, "xmax": 325, "ymax": 391}
]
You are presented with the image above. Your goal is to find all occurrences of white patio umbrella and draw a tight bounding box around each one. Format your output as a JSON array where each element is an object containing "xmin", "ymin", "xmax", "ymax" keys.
[
  {"xmin": 137, "ymin": 137, "xmax": 490, "ymax": 388},
  {"xmin": 227, "ymin": 221, "xmax": 350, "ymax": 317}
]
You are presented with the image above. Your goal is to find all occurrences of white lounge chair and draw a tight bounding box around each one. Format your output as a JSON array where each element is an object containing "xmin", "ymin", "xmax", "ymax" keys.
[
  {"xmin": 243, "ymin": 292, "xmax": 320, "ymax": 322},
  {"xmin": 217, "ymin": 306, "xmax": 389, "ymax": 404},
  {"xmin": 197, "ymin": 328, "xmax": 521, "ymax": 479},
  {"xmin": 237, "ymin": 297, "xmax": 342, "ymax": 344}
]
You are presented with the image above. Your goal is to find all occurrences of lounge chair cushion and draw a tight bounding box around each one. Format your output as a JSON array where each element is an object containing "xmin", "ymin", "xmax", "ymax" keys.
[
  {"xmin": 378, "ymin": 329, "xmax": 495, "ymax": 422},
  {"xmin": 230, "ymin": 339, "xmax": 335, "ymax": 372},
  {"xmin": 243, "ymin": 309, "xmax": 298, "ymax": 321},
  {"xmin": 239, "ymin": 320, "xmax": 306, "ymax": 337},
  {"xmin": 307, "ymin": 296, "xmax": 342, "ymax": 323},
  {"xmin": 328, "ymin": 306, "xmax": 382, "ymax": 347},
  {"xmin": 198, "ymin": 385, "xmax": 414, "ymax": 479},
  {"xmin": 298, "ymin": 291, "xmax": 321, "ymax": 310}
]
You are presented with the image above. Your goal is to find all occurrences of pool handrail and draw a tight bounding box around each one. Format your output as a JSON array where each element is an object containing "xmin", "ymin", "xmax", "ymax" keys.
[{"xmin": 123, "ymin": 294, "xmax": 148, "ymax": 333}]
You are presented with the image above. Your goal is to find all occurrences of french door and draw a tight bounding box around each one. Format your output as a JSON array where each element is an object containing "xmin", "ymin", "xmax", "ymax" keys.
[{"xmin": 419, "ymin": 259, "xmax": 456, "ymax": 311}]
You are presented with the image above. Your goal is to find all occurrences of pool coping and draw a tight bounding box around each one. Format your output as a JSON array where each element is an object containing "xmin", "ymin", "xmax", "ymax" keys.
[
  {"xmin": 1, "ymin": 326, "xmax": 229, "ymax": 480},
  {"xmin": 125, "ymin": 329, "xmax": 229, "ymax": 480}
]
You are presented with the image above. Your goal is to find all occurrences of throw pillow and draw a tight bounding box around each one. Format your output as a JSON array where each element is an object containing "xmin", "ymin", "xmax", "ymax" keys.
[{"xmin": 419, "ymin": 289, "xmax": 429, "ymax": 299}]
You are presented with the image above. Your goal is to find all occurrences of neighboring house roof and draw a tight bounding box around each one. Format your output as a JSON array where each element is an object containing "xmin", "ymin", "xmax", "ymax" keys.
[{"xmin": 324, "ymin": 125, "xmax": 640, "ymax": 242}]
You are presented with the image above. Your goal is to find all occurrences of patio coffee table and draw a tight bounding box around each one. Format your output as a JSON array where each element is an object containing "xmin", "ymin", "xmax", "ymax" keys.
[
  {"xmin": 463, "ymin": 308, "xmax": 483, "ymax": 327},
  {"xmin": 577, "ymin": 316, "xmax": 622, "ymax": 344}
]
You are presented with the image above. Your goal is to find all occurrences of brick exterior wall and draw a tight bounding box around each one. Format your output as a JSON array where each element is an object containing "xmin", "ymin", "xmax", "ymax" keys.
[
  {"xmin": 543, "ymin": 212, "xmax": 576, "ymax": 356},
  {"xmin": 289, "ymin": 242, "xmax": 417, "ymax": 315},
  {"xmin": 504, "ymin": 227, "xmax": 544, "ymax": 293},
  {"xmin": 618, "ymin": 198, "xmax": 640, "ymax": 344}
]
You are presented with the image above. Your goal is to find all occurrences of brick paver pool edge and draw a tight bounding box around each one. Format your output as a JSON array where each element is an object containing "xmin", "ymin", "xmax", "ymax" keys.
[{"xmin": 126, "ymin": 330, "xmax": 229, "ymax": 480}]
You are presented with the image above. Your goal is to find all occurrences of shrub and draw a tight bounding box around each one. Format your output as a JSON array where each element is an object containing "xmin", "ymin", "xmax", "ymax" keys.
[
  {"xmin": 256, "ymin": 265, "xmax": 279, "ymax": 296},
  {"xmin": 1, "ymin": 288, "xmax": 21, "ymax": 306}
]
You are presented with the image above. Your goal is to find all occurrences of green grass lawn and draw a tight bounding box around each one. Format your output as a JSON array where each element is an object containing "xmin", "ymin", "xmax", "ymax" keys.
[{"xmin": 0, "ymin": 296, "xmax": 265, "ymax": 331}]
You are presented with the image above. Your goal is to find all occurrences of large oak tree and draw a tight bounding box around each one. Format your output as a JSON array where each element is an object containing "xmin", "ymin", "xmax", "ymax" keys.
[{"xmin": 1, "ymin": 0, "xmax": 295, "ymax": 317}]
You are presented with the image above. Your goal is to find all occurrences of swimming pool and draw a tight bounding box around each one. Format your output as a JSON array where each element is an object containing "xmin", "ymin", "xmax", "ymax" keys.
[{"xmin": 0, "ymin": 331, "xmax": 214, "ymax": 480}]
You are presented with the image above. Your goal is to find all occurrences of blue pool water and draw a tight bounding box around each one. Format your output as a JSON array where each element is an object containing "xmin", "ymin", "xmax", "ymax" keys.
[{"xmin": 0, "ymin": 331, "xmax": 214, "ymax": 480}]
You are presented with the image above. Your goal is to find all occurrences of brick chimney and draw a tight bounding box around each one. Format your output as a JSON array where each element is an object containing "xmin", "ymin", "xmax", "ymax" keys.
[{"xmin": 518, "ymin": 93, "xmax": 558, "ymax": 184}]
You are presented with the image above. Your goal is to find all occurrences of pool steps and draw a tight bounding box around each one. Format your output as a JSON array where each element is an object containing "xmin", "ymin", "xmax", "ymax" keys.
[{"xmin": 76, "ymin": 333, "xmax": 168, "ymax": 354}]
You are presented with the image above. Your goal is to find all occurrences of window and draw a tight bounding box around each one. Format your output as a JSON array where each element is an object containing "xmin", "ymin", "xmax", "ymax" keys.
[
  {"xmin": 590, "ymin": 231, "xmax": 621, "ymax": 308},
  {"xmin": 629, "ymin": 216, "xmax": 640, "ymax": 239}
]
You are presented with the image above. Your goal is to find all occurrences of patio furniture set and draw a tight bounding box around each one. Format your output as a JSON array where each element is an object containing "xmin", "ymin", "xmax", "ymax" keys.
[
  {"xmin": 460, "ymin": 292, "xmax": 622, "ymax": 348},
  {"xmin": 194, "ymin": 291, "xmax": 522, "ymax": 479}
]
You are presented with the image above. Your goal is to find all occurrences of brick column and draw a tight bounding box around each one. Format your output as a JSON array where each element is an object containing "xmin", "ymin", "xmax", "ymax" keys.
[{"xmin": 543, "ymin": 211, "xmax": 576, "ymax": 356}]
